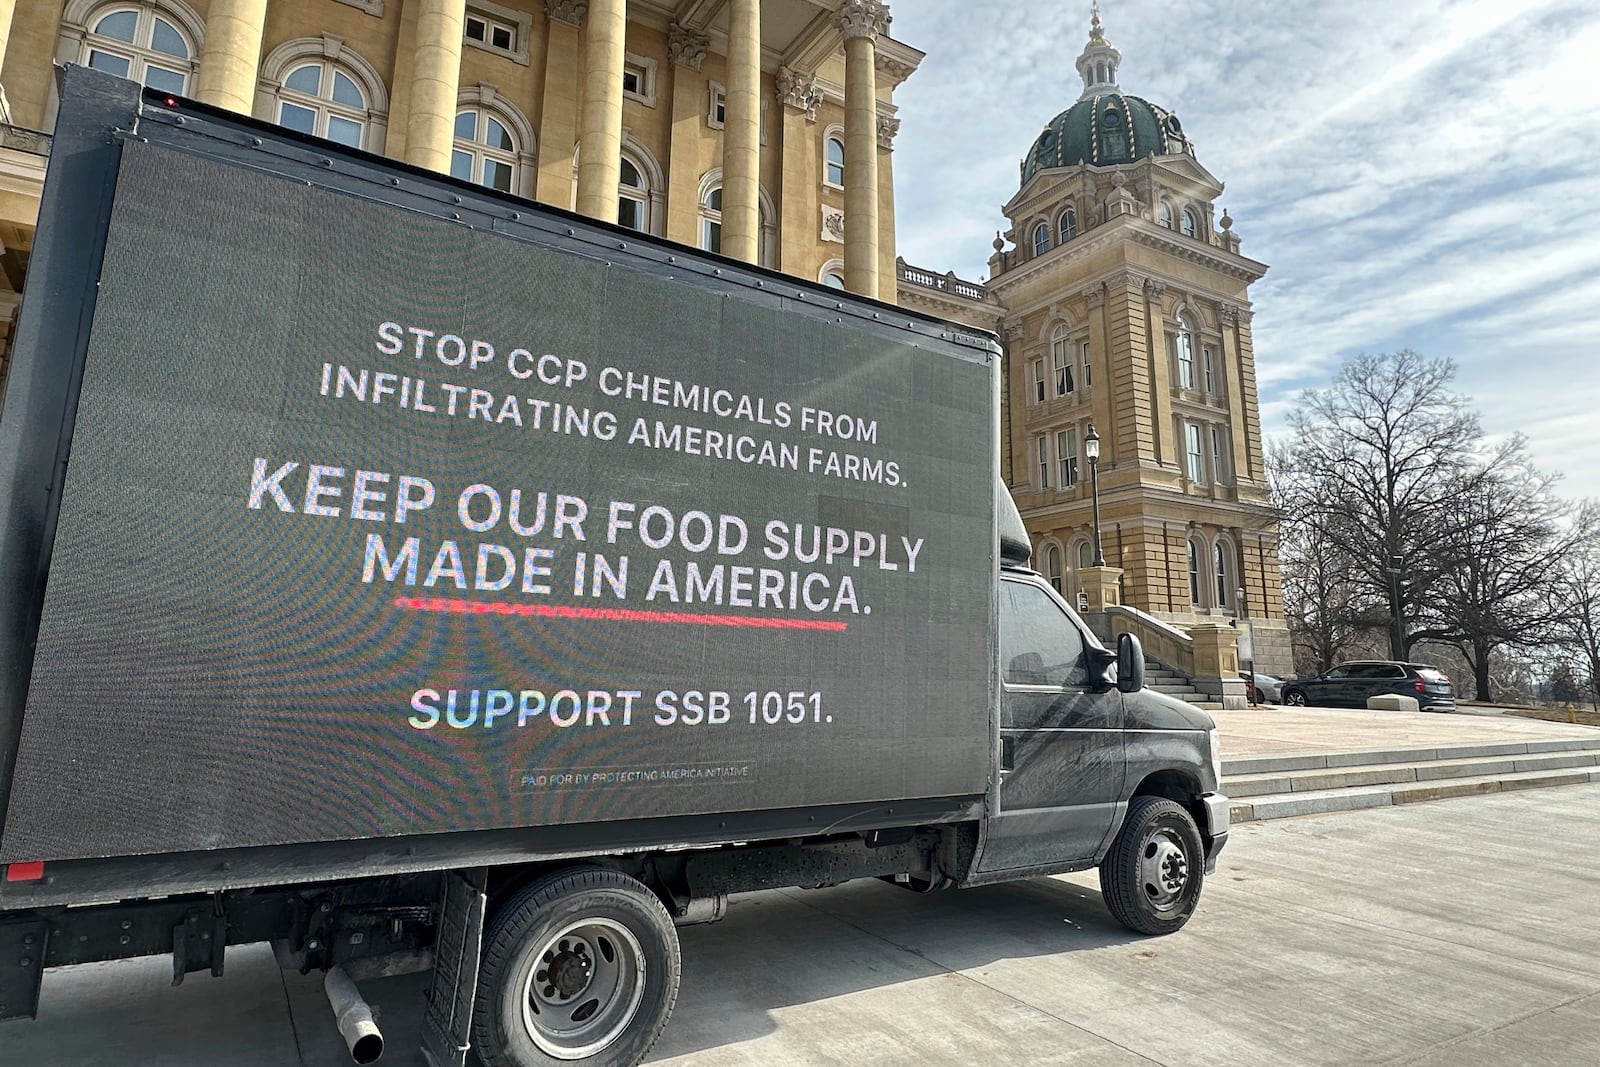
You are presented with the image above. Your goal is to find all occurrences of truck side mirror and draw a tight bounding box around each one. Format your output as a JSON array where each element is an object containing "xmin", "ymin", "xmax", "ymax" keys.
[{"xmin": 1116, "ymin": 633, "xmax": 1145, "ymax": 694}]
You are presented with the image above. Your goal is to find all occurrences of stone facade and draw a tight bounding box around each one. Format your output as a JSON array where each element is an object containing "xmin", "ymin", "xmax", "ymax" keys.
[{"xmin": 0, "ymin": 0, "xmax": 922, "ymax": 312}]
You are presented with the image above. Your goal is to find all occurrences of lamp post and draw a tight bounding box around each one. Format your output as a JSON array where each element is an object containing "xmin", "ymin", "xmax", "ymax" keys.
[
  {"xmin": 1085, "ymin": 424, "xmax": 1105, "ymax": 567},
  {"xmin": 1385, "ymin": 553, "xmax": 1405, "ymax": 660}
]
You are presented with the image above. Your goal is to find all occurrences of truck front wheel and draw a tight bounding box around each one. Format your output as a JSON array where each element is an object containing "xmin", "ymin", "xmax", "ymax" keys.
[
  {"xmin": 1098, "ymin": 796, "xmax": 1205, "ymax": 936},
  {"xmin": 473, "ymin": 868, "xmax": 680, "ymax": 1067}
]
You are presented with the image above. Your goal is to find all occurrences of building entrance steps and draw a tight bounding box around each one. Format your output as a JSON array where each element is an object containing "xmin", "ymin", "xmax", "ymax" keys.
[{"xmin": 1212, "ymin": 706, "xmax": 1600, "ymax": 822}]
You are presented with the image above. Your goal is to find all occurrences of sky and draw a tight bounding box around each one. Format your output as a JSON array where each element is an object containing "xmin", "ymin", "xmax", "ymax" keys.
[{"xmin": 885, "ymin": 0, "xmax": 1600, "ymax": 499}]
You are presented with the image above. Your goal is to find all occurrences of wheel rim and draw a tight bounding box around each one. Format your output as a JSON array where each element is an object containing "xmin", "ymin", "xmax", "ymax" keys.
[
  {"xmin": 1138, "ymin": 831, "xmax": 1190, "ymax": 913},
  {"xmin": 519, "ymin": 917, "xmax": 646, "ymax": 1060},
  {"xmin": 1287, "ymin": 691, "xmax": 1306, "ymax": 706}
]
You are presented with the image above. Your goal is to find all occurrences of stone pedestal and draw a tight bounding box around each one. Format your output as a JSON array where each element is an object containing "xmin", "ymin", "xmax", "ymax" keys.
[
  {"xmin": 1190, "ymin": 623, "xmax": 1247, "ymax": 708},
  {"xmin": 1078, "ymin": 566, "xmax": 1123, "ymax": 611}
]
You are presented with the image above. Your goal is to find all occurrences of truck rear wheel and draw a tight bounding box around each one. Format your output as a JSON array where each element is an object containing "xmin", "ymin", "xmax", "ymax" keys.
[
  {"xmin": 1098, "ymin": 796, "xmax": 1205, "ymax": 936},
  {"xmin": 473, "ymin": 868, "xmax": 680, "ymax": 1067}
]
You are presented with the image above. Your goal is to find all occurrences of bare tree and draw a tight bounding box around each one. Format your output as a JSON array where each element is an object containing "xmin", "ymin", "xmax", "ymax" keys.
[
  {"xmin": 1551, "ymin": 502, "xmax": 1600, "ymax": 711},
  {"xmin": 1409, "ymin": 441, "xmax": 1573, "ymax": 701},
  {"xmin": 1278, "ymin": 350, "xmax": 1484, "ymax": 660}
]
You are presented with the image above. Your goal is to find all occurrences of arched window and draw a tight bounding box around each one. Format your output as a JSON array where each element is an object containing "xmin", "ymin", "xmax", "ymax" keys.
[
  {"xmin": 1046, "ymin": 545, "xmax": 1063, "ymax": 593},
  {"xmin": 452, "ymin": 107, "xmax": 518, "ymax": 192},
  {"xmin": 1181, "ymin": 208, "xmax": 1199, "ymax": 238},
  {"xmin": 1159, "ymin": 201, "xmax": 1175, "ymax": 229},
  {"xmin": 618, "ymin": 156, "xmax": 648, "ymax": 230},
  {"xmin": 1058, "ymin": 207, "xmax": 1077, "ymax": 244},
  {"xmin": 1214, "ymin": 540, "xmax": 1232, "ymax": 609},
  {"xmin": 1175, "ymin": 312, "xmax": 1196, "ymax": 390},
  {"xmin": 276, "ymin": 60, "xmax": 369, "ymax": 148},
  {"xmin": 822, "ymin": 272, "xmax": 846, "ymax": 289},
  {"xmin": 825, "ymin": 135, "xmax": 845, "ymax": 186},
  {"xmin": 1187, "ymin": 538, "xmax": 1203, "ymax": 606},
  {"xmin": 1077, "ymin": 541, "xmax": 1094, "ymax": 570},
  {"xmin": 80, "ymin": 3, "xmax": 196, "ymax": 93},
  {"xmin": 699, "ymin": 184, "xmax": 723, "ymax": 254},
  {"xmin": 1032, "ymin": 223, "xmax": 1050, "ymax": 257}
]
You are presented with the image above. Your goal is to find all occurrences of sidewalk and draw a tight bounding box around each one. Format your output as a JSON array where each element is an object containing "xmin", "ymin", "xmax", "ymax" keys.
[{"xmin": 1213, "ymin": 706, "xmax": 1598, "ymax": 760}]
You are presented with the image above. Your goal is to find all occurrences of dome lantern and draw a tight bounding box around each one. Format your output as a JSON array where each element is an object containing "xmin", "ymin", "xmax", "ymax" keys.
[{"xmin": 1076, "ymin": 3, "xmax": 1121, "ymax": 100}]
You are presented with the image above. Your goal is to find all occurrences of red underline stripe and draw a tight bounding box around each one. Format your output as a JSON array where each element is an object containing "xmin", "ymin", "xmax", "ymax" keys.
[{"xmin": 394, "ymin": 597, "xmax": 850, "ymax": 631}]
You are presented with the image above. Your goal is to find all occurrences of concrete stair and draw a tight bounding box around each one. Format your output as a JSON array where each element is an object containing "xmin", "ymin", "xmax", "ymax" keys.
[
  {"xmin": 1225, "ymin": 738, "xmax": 1600, "ymax": 822},
  {"xmin": 1143, "ymin": 657, "xmax": 1219, "ymax": 709}
]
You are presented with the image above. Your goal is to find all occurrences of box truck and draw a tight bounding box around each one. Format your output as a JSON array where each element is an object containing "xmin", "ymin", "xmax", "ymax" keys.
[{"xmin": 0, "ymin": 67, "xmax": 1227, "ymax": 1067}]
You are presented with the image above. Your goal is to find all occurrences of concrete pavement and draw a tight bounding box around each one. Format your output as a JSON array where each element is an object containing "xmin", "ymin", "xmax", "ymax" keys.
[
  {"xmin": 3, "ymin": 784, "xmax": 1598, "ymax": 1066},
  {"xmin": 1212, "ymin": 705, "xmax": 1598, "ymax": 760}
]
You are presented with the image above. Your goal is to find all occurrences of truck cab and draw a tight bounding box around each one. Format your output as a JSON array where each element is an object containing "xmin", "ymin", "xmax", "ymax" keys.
[{"xmin": 965, "ymin": 496, "xmax": 1229, "ymax": 935}]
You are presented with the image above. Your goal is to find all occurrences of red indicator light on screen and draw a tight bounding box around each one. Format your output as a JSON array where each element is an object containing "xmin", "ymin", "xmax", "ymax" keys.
[{"xmin": 4, "ymin": 861, "xmax": 45, "ymax": 882}]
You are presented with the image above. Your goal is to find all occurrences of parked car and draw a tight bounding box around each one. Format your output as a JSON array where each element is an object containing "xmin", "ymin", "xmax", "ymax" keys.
[
  {"xmin": 1240, "ymin": 671, "xmax": 1286, "ymax": 704},
  {"xmin": 1281, "ymin": 661, "xmax": 1455, "ymax": 711}
]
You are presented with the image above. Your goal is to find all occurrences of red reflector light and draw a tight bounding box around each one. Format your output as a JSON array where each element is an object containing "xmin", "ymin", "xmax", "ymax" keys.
[
  {"xmin": 163, "ymin": 95, "xmax": 178, "ymax": 107},
  {"xmin": 1413, "ymin": 679, "xmax": 1426, "ymax": 692},
  {"xmin": 4, "ymin": 861, "xmax": 45, "ymax": 882}
]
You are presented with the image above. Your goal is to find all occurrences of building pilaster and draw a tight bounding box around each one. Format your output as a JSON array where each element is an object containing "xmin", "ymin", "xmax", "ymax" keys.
[
  {"xmin": 776, "ymin": 66, "xmax": 819, "ymax": 274},
  {"xmin": 536, "ymin": 3, "xmax": 587, "ymax": 207},
  {"xmin": 575, "ymin": 0, "xmax": 627, "ymax": 221},
  {"xmin": 1103, "ymin": 273, "xmax": 1154, "ymax": 463},
  {"xmin": 876, "ymin": 114, "xmax": 898, "ymax": 300},
  {"xmin": 1142, "ymin": 277, "xmax": 1174, "ymax": 467},
  {"xmin": 193, "ymin": 0, "xmax": 268, "ymax": 114},
  {"xmin": 665, "ymin": 21, "xmax": 708, "ymax": 246}
]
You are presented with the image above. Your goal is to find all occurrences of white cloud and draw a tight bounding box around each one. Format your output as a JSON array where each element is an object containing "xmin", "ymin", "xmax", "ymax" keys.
[{"xmin": 888, "ymin": 0, "xmax": 1600, "ymax": 496}]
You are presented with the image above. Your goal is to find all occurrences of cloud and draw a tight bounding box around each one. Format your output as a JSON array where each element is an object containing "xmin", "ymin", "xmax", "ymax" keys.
[{"xmin": 887, "ymin": 0, "xmax": 1600, "ymax": 496}]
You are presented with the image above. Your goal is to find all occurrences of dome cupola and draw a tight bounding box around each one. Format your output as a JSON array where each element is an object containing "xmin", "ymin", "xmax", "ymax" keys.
[{"xmin": 1018, "ymin": 6, "xmax": 1193, "ymax": 186}]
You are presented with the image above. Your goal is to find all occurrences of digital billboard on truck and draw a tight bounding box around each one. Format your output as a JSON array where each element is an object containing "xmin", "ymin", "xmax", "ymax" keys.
[{"xmin": 0, "ymin": 140, "xmax": 996, "ymax": 861}]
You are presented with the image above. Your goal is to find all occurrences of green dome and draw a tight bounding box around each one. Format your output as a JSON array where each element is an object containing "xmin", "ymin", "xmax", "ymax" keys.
[{"xmin": 1020, "ymin": 92, "xmax": 1187, "ymax": 185}]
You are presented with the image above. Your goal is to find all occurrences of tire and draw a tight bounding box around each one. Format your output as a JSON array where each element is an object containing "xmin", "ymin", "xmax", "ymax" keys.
[
  {"xmin": 473, "ymin": 867, "xmax": 680, "ymax": 1067},
  {"xmin": 1253, "ymin": 688, "xmax": 1266, "ymax": 704},
  {"xmin": 1284, "ymin": 689, "xmax": 1308, "ymax": 707},
  {"xmin": 1099, "ymin": 796, "xmax": 1206, "ymax": 936}
]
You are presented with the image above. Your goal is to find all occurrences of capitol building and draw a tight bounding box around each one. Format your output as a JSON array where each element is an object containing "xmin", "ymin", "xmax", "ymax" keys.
[{"xmin": 0, "ymin": 0, "xmax": 1288, "ymax": 678}]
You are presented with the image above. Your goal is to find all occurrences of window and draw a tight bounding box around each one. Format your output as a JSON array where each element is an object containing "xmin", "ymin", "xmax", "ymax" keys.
[
  {"xmin": 618, "ymin": 156, "xmax": 647, "ymax": 230},
  {"xmin": 1057, "ymin": 429, "xmax": 1078, "ymax": 488},
  {"xmin": 825, "ymin": 135, "xmax": 845, "ymax": 186},
  {"xmin": 82, "ymin": 4, "xmax": 195, "ymax": 94},
  {"xmin": 1078, "ymin": 541, "xmax": 1093, "ymax": 570},
  {"xmin": 1159, "ymin": 201, "xmax": 1175, "ymax": 229},
  {"xmin": 699, "ymin": 184, "xmax": 722, "ymax": 254},
  {"xmin": 1175, "ymin": 314, "xmax": 1196, "ymax": 390},
  {"xmin": 822, "ymin": 272, "xmax": 846, "ymax": 289},
  {"xmin": 1202, "ymin": 345, "xmax": 1216, "ymax": 393},
  {"xmin": 623, "ymin": 53, "xmax": 657, "ymax": 107},
  {"xmin": 465, "ymin": 11, "xmax": 514, "ymax": 51},
  {"xmin": 1182, "ymin": 207, "xmax": 1199, "ymax": 238},
  {"xmin": 1052, "ymin": 329, "xmax": 1074, "ymax": 396},
  {"xmin": 1081, "ymin": 341, "xmax": 1092, "ymax": 387},
  {"xmin": 709, "ymin": 82, "xmax": 726, "ymax": 127},
  {"xmin": 1037, "ymin": 436, "xmax": 1050, "ymax": 489},
  {"xmin": 1032, "ymin": 223, "xmax": 1050, "ymax": 256},
  {"xmin": 1214, "ymin": 541, "xmax": 1231, "ymax": 608},
  {"xmin": 1000, "ymin": 582, "xmax": 1088, "ymax": 689},
  {"xmin": 1210, "ymin": 425, "xmax": 1228, "ymax": 482},
  {"xmin": 277, "ymin": 61, "xmax": 369, "ymax": 148},
  {"xmin": 451, "ymin": 107, "xmax": 518, "ymax": 192},
  {"xmin": 1186, "ymin": 423, "xmax": 1204, "ymax": 482},
  {"xmin": 1058, "ymin": 207, "xmax": 1077, "ymax": 243},
  {"xmin": 1046, "ymin": 546, "xmax": 1063, "ymax": 593},
  {"xmin": 1187, "ymin": 539, "xmax": 1202, "ymax": 606},
  {"xmin": 1032, "ymin": 359, "xmax": 1046, "ymax": 404}
]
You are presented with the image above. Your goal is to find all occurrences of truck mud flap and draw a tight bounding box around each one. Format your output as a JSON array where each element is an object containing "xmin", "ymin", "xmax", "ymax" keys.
[
  {"xmin": 0, "ymin": 918, "xmax": 47, "ymax": 1022},
  {"xmin": 421, "ymin": 868, "xmax": 487, "ymax": 1067}
]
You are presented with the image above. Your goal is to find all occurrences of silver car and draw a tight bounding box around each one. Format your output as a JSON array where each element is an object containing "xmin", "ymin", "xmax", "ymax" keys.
[{"xmin": 1240, "ymin": 671, "xmax": 1285, "ymax": 704}]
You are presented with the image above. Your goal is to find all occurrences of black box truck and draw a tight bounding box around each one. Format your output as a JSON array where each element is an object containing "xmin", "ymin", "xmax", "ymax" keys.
[{"xmin": 0, "ymin": 67, "xmax": 1228, "ymax": 1067}]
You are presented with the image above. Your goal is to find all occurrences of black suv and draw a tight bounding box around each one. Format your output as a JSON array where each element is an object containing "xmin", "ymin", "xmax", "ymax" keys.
[{"xmin": 1281, "ymin": 661, "xmax": 1455, "ymax": 711}]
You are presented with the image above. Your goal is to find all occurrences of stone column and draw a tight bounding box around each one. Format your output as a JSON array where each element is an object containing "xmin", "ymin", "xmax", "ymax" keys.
[
  {"xmin": 193, "ymin": 0, "xmax": 269, "ymax": 114},
  {"xmin": 837, "ymin": 0, "xmax": 888, "ymax": 298},
  {"xmin": 720, "ymin": 0, "xmax": 761, "ymax": 262},
  {"xmin": 1142, "ymin": 278, "xmax": 1175, "ymax": 467},
  {"xmin": 404, "ymin": 0, "xmax": 467, "ymax": 172},
  {"xmin": 1218, "ymin": 303, "xmax": 1252, "ymax": 484},
  {"xmin": 536, "ymin": 3, "xmax": 588, "ymax": 207},
  {"xmin": 1083, "ymin": 284, "xmax": 1113, "ymax": 462},
  {"xmin": 575, "ymin": 0, "xmax": 627, "ymax": 221},
  {"xmin": 776, "ymin": 66, "xmax": 820, "ymax": 273},
  {"xmin": 1104, "ymin": 272, "xmax": 1155, "ymax": 463},
  {"xmin": 0, "ymin": 0, "xmax": 16, "ymax": 114}
]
